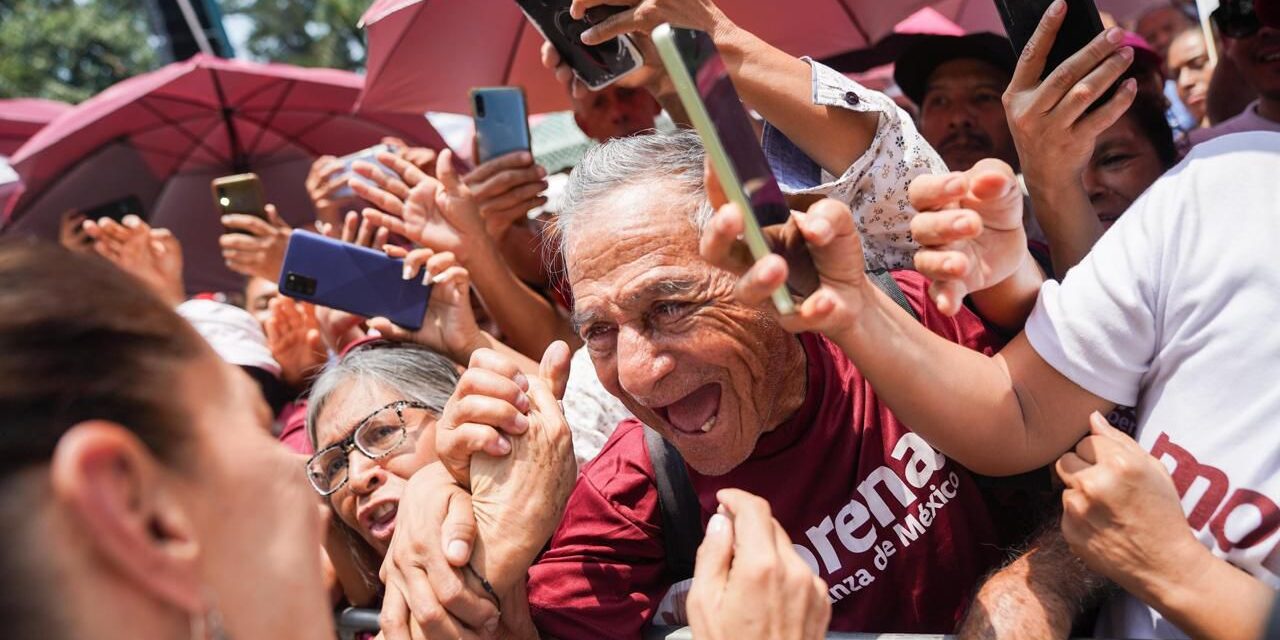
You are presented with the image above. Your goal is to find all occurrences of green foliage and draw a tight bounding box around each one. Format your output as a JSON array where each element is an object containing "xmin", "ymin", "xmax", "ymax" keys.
[
  {"xmin": 0, "ymin": 0, "xmax": 160, "ymax": 103},
  {"xmin": 221, "ymin": 0, "xmax": 368, "ymax": 71}
]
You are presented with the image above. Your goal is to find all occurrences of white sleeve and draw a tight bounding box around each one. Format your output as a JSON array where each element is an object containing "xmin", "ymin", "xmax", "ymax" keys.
[{"xmin": 1024, "ymin": 169, "xmax": 1173, "ymax": 407}]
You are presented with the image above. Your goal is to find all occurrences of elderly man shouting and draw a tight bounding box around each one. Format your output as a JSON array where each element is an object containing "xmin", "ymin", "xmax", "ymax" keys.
[{"xmin": 378, "ymin": 131, "xmax": 1032, "ymax": 639}]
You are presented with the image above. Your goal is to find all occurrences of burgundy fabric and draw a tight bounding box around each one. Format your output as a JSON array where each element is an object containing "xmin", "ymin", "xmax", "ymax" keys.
[
  {"xmin": 0, "ymin": 98, "xmax": 70, "ymax": 156},
  {"xmin": 357, "ymin": 0, "xmax": 1008, "ymax": 115},
  {"xmin": 526, "ymin": 271, "xmax": 1013, "ymax": 639},
  {"xmin": 2, "ymin": 55, "xmax": 452, "ymax": 294},
  {"xmin": 279, "ymin": 400, "xmax": 314, "ymax": 456}
]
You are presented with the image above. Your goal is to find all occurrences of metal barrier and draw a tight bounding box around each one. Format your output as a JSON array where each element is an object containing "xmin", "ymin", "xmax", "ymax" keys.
[{"xmin": 335, "ymin": 608, "xmax": 380, "ymax": 640}]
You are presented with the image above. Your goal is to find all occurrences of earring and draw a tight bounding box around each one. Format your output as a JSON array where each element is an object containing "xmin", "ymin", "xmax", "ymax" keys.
[{"xmin": 189, "ymin": 594, "xmax": 230, "ymax": 640}]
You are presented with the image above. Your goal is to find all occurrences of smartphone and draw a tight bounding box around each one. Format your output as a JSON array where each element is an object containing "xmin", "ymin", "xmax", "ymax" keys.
[
  {"xmin": 994, "ymin": 0, "xmax": 1107, "ymax": 84},
  {"xmin": 211, "ymin": 173, "xmax": 266, "ymax": 219},
  {"xmin": 472, "ymin": 87, "xmax": 532, "ymax": 164},
  {"xmin": 333, "ymin": 143, "xmax": 401, "ymax": 200},
  {"xmin": 653, "ymin": 24, "xmax": 804, "ymax": 315},
  {"xmin": 83, "ymin": 194, "xmax": 146, "ymax": 222},
  {"xmin": 278, "ymin": 230, "xmax": 430, "ymax": 331},
  {"xmin": 514, "ymin": 0, "xmax": 643, "ymax": 90}
]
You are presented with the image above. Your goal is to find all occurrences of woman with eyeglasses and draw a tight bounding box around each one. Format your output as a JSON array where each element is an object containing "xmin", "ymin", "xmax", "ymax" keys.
[{"xmin": 0, "ymin": 241, "xmax": 333, "ymax": 639}]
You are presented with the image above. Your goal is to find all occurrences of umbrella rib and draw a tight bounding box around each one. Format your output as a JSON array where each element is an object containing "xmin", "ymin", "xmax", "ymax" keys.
[
  {"xmin": 136, "ymin": 98, "xmax": 235, "ymax": 170},
  {"xmin": 501, "ymin": 16, "xmax": 527, "ymax": 86},
  {"xmin": 243, "ymin": 79, "xmax": 298, "ymax": 157},
  {"xmin": 835, "ymin": 0, "xmax": 872, "ymax": 43},
  {"xmin": 209, "ymin": 67, "xmax": 249, "ymax": 172},
  {"xmin": 231, "ymin": 109, "xmax": 327, "ymax": 158}
]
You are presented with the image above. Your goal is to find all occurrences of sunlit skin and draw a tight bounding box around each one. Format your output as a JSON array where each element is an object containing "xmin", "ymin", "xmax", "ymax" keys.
[
  {"xmin": 1225, "ymin": 27, "xmax": 1280, "ymax": 123},
  {"xmin": 179, "ymin": 353, "xmax": 332, "ymax": 638},
  {"xmin": 245, "ymin": 276, "xmax": 278, "ymax": 327},
  {"xmin": 1083, "ymin": 114, "xmax": 1167, "ymax": 227},
  {"xmin": 1169, "ymin": 29, "xmax": 1217, "ymax": 126},
  {"xmin": 313, "ymin": 379, "xmax": 441, "ymax": 555},
  {"xmin": 919, "ymin": 59, "xmax": 1019, "ymax": 172},
  {"xmin": 566, "ymin": 183, "xmax": 807, "ymax": 476},
  {"xmin": 571, "ymin": 85, "xmax": 662, "ymax": 142},
  {"xmin": 1136, "ymin": 6, "xmax": 1195, "ymax": 59}
]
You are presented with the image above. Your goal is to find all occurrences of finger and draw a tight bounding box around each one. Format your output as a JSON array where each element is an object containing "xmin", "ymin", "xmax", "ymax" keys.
[
  {"xmin": 263, "ymin": 204, "xmax": 289, "ymax": 230},
  {"xmin": 455, "ymin": 367, "xmax": 531, "ymax": 415},
  {"xmin": 377, "ymin": 151, "xmax": 430, "ymax": 188},
  {"xmin": 927, "ymin": 278, "xmax": 968, "ymax": 317},
  {"xmin": 353, "ymin": 160, "xmax": 412, "ymax": 201},
  {"xmin": 453, "ymin": 395, "xmax": 530, "ymax": 436},
  {"xmin": 734, "ymin": 254, "xmax": 790, "ymax": 308},
  {"xmin": 220, "ymin": 214, "xmax": 275, "ymax": 237},
  {"xmin": 463, "ymin": 151, "xmax": 535, "ymax": 186},
  {"xmin": 367, "ymin": 316, "xmax": 413, "ymax": 341},
  {"xmin": 384, "ymin": 244, "xmax": 410, "ymax": 259},
  {"xmin": 442, "ymin": 422, "xmax": 513, "ymax": 464},
  {"xmin": 913, "ymin": 247, "xmax": 971, "ymax": 282},
  {"xmin": 795, "ymin": 199, "xmax": 861, "ymax": 275},
  {"xmin": 1055, "ymin": 451, "xmax": 1092, "ymax": 485},
  {"xmin": 540, "ymin": 39, "xmax": 563, "ymax": 71},
  {"xmin": 716, "ymin": 489, "xmax": 779, "ymax": 570},
  {"xmin": 1089, "ymin": 410, "xmax": 1131, "ymax": 442},
  {"xmin": 401, "ymin": 247, "xmax": 436, "ymax": 281},
  {"xmin": 703, "ymin": 156, "xmax": 729, "ymax": 210},
  {"xmin": 374, "ymin": 226, "xmax": 390, "ymax": 249},
  {"xmin": 1033, "ymin": 26, "xmax": 1126, "ymax": 114},
  {"xmin": 441, "ymin": 488, "xmax": 477, "ymax": 566},
  {"xmin": 579, "ymin": 6, "xmax": 643, "ymax": 46},
  {"xmin": 1052, "ymin": 47, "xmax": 1135, "ymax": 123},
  {"xmin": 691, "ymin": 511, "xmax": 734, "ymax": 594},
  {"xmin": 538, "ymin": 340, "xmax": 573, "ymax": 400},
  {"xmin": 356, "ymin": 215, "xmax": 377, "ymax": 248},
  {"xmin": 487, "ymin": 198, "xmax": 548, "ymax": 226},
  {"xmin": 378, "ymin": 582, "xmax": 414, "ymax": 640},
  {"xmin": 699, "ymin": 203, "xmax": 755, "ymax": 275},
  {"xmin": 1076, "ymin": 78, "xmax": 1139, "ymax": 138},
  {"xmin": 428, "ymin": 265, "xmax": 469, "ymax": 287},
  {"xmin": 472, "ymin": 168, "xmax": 545, "ymax": 208},
  {"xmin": 467, "ymin": 349, "xmax": 528, "ymax": 390},
  {"xmin": 909, "ymin": 209, "xmax": 983, "ymax": 247},
  {"xmin": 1008, "ymin": 0, "xmax": 1068, "ymax": 91},
  {"xmin": 309, "ymin": 158, "xmax": 343, "ymax": 188},
  {"xmin": 218, "ymin": 234, "xmax": 265, "ymax": 251},
  {"xmin": 908, "ymin": 172, "xmax": 967, "ymax": 213},
  {"xmin": 352, "ymin": 179, "xmax": 407, "ymax": 217},
  {"xmin": 424, "ymin": 251, "xmax": 462, "ymax": 282},
  {"xmin": 436, "ymin": 149, "xmax": 464, "ymax": 196},
  {"xmin": 363, "ymin": 208, "xmax": 410, "ymax": 239},
  {"xmin": 317, "ymin": 221, "xmax": 336, "ymax": 239},
  {"xmin": 342, "ymin": 211, "xmax": 359, "ymax": 244}
]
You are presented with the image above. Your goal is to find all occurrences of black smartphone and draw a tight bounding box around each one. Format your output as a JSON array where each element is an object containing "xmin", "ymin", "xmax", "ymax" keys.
[
  {"xmin": 994, "ymin": 0, "xmax": 1106, "ymax": 80},
  {"xmin": 514, "ymin": 0, "xmax": 643, "ymax": 90},
  {"xmin": 279, "ymin": 230, "xmax": 431, "ymax": 330},
  {"xmin": 83, "ymin": 195, "xmax": 146, "ymax": 222},
  {"xmin": 472, "ymin": 87, "xmax": 532, "ymax": 164},
  {"xmin": 653, "ymin": 25, "xmax": 810, "ymax": 315}
]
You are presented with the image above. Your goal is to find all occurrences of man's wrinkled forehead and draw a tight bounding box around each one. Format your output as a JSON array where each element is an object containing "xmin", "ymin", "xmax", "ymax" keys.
[{"xmin": 925, "ymin": 58, "xmax": 1011, "ymax": 95}]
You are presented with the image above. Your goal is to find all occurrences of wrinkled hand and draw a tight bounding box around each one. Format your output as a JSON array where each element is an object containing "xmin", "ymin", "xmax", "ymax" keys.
[
  {"xmin": 688, "ymin": 490, "xmax": 831, "ymax": 640},
  {"xmin": 306, "ymin": 155, "xmax": 350, "ymax": 228},
  {"xmin": 1004, "ymin": 0, "xmax": 1138, "ymax": 193},
  {"xmin": 368, "ymin": 247, "xmax": 483, "ymax": 364},
  {"xmin": 908, "ymin": 159, "xmax": 1028, "ymax": 316},
  {"xmin": 381, "ymin": 136, "xmax": 439, "ymax": 176},
  {"xmin": 264, "ymin": 296, "xmax": 327, "ymax": 389},
  {"xmin": 699, "ymin": 161, "xmax": 872, "ymax": 341},
  {"xmin": 468, "ymin": 342, "xmax": 575, "ymax": 593},
  {"xmin": 84, "ymin": 215, "xmax": 185, "ymax": 307},
  {"xmin": 1056, "ymin": 413, "xmax": 1202, "ymax": 603},
  {"xmin": 570, "ymin": 0, "xmax": 725, "ymax": 46},
  {"xmin": 462, "ymin": 151, "xmax": 549, "ymax": 240},
  {"xmin": 540, "ymin": 29, "xmax": 669, "ymax": 101},
  {"xmin": 219, "ymin": 204, "xmax": 293, "ymax": 281},
  {"xmin": 378, "ymin": 463, "xmax": 499, "ymax": 640},
  {"xmin": 58, "ymin": 210, "xmax": 92, "ymax": 253},
  {"xmin": 359, "ymin": 150, "xmax": 489, "ymax": 264}
]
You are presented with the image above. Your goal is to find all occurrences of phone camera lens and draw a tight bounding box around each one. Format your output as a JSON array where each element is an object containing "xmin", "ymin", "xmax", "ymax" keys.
[{"xmin": 474, "ymin": 94, "xmax": 486, "ymax": 119}]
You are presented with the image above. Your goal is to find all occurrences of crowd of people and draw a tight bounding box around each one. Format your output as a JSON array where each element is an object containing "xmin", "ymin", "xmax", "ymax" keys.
[{"xmin": 5, "ymin": 0, "xmax": 1280, "ymax": 638}]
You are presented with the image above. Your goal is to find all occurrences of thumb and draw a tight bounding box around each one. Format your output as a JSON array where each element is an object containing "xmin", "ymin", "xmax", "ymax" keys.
[
  {"xmin": 795, "ymin": 199, "xmax": 864, "ymax": 280},
  {"xmin": 691, "ymin": 513, "xmax": 734, "ymax": 593},
  {"xmin": 962, "ymin": 159, "xmax": 1023, "ymax": 231},
  {"xmin": 305, "ymin": 328, "xmax": 327, "ymax": 355},
  {"xmin": 265, "ymin": 204, "xmax": 288, "ymax": 229},
  {"xmin": 367, "ymin": 316, "xmax": 409, "ymax": 340},
  {"xmin": 441, "ymin": 488, "xmax": 477, "ymax": 567},
  {"xmin": 538, "ymin": 340, "xmax": 572, "ymax": 400},
  {"xmin": 1089, "ymin": 411, "xmax": 1126, "ymax": 441},
  {"xmin": 703, "ymin": 157, "xmax": 729, "ymax": 210}
]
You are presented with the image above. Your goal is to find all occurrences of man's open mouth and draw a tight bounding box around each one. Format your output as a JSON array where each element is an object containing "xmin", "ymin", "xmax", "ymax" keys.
[{"xmin": 655, "ymin": 383, "xmax": 721, "ymax": 435}]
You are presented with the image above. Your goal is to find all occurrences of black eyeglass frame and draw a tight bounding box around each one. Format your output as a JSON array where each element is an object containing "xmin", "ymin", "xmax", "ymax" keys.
[{"xmin": 306, "ymin": 400, "xmax": 432, "ymax": 497}]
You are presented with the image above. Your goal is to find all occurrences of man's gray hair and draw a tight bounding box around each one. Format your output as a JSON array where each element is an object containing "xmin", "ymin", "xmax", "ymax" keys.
[
  {"xmin": 305, "ymin": 342, "xmax": 460, "ymax": 448},
  {"xmin": 552, "ymin": 129, "xmax": 715, "ymax": 264}
]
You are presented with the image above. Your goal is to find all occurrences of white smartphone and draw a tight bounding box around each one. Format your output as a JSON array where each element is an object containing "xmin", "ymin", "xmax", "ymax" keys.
[{"xmin": 515, "ymin": 0, "xmax": 644, "ymax": 91}]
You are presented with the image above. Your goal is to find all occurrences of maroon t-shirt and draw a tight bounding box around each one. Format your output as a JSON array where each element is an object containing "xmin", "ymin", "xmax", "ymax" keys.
[{"xmin": 526, "ymin": 271, "xmax": 1011, "ymax": 638}]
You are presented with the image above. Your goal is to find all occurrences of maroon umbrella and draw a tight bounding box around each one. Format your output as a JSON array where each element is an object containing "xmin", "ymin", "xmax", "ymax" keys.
[
  {"xmin": 0, "ymin": 98, "xmax": 71, "ymax": 156},
  {"xmin": 356, "ymin": 0, "xmax": 1007, "ymax": 115},
  {"xmin": 3, "ymin": 54, "xmax": 452, "ymax": 293}
]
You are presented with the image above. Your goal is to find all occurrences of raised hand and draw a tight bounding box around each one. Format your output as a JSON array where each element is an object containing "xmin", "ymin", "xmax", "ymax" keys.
[
  {"xmin": 381, "ymin": 135, "xmax": 439, "ymax": 176},
  {"xmin": 367, "ymin": 246, "xmax": 484, "ymax": 364},
  {"xmin": 263, "ymin": 296, "xmax": 327, "ymax": 389},
  {"xmin": 58, "ymin": 209, "xmax": 92, "ymax": 253},
  {"xmin": 359, "ymin": 149, "xmax": 489, "ymax": 264},
  {"xmin": 219, "ymin": 204, "xmax": 293, "ymax": 281},
  {"xmin": 569, "ymin": 0, "xmax": 725, "ymax": 46},
  {"xmin": 688, "ymin": 490, "xmax": 832, "ymax": 640},
  {"xmin": 907, "ymin": 159, "xmax": 1028, "ymax": 316},
  {"xmin": 83, "ymin": 215, "xmax": 185, "ymax": 307},
  {"xmin": 305, "ymin": 155, "xmax": 349, "ymax": 228},
  {"xmin": 462, "ymin": 151, "xmax": 549, "ymax": 240}
]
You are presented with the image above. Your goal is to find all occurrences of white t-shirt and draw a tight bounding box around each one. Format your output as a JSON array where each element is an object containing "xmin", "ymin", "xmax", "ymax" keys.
[{"xmin": 1025, "ymin": 133, "xmax": 1280, "ymax": 639}]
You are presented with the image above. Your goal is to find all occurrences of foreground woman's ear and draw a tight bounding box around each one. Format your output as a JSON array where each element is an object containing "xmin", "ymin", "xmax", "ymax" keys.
[{"xmin": 49, "ymin": 421, "xmax": 204, "ymax": 614}]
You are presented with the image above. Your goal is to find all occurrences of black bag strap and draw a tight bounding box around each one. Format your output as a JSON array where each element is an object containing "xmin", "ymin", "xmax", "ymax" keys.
[
  {"xmin": 646, "ymin": 270, "xmax": 919, "ymax": 583},
  {"xmin": 645, "ymin": 426, "xmax": 702, "ymax": 582}
]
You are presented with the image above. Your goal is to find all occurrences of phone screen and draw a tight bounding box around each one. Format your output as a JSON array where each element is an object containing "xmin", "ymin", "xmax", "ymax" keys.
[
  {"xmin": 514, "ymin": 0, "xmax": 641, "ymax": 89},
  {"xmin": 994, "ymin": 0, "xmax": 1105, "ymax": 81},
  {"xmin": 213, "ymin": 175, "xmax": 265, "ymax": 217}
]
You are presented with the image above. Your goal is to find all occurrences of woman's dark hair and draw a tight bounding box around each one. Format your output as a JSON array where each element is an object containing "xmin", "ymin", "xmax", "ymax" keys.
[
  {"xmin": 0, "ymin": 240, "xmax": 205, "ymax": 638},
  {"xmin": 1125, "ymin": 90, "xmax": 1182, "ymax": 170}
]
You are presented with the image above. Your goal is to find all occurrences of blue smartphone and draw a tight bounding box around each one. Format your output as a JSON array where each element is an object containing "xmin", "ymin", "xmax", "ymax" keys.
[
  {"xmin": 278, "ymin": 230, "xmax": 430, "ymax": 331},
  {"xmin": 472, "ymin": 87, "xmax": 532, "ymax": 164}
]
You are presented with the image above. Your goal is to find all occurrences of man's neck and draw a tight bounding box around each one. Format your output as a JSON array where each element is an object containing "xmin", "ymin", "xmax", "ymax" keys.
[
  {"xmin": 1257, "ymin": 96, "xmax": 1280, "ymax": 125},
  {"xmin": 768, "ymin": 334, "xmax": 810, "ymax": 431}
]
